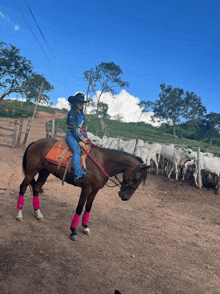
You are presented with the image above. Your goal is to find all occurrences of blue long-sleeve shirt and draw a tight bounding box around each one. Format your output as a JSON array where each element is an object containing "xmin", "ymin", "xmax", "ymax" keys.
[{"xmin": 66, "ymin": 110, "xmax": 87, "ymax": 142}]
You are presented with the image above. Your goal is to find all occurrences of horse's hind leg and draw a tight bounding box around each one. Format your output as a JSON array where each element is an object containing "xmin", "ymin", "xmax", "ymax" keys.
[
  {"xmin": 16, "ymin": 169, "xmax": 39, "ymax": 221},
  {"xmin": 32, "ymin": 168, "xmax": 50, "ymax": 221}
]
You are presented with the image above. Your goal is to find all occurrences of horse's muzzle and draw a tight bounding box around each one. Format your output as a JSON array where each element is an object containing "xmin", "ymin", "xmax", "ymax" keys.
[{"xmin": 118, "ymin": 190, "xmax": 129, "ymax": 201}]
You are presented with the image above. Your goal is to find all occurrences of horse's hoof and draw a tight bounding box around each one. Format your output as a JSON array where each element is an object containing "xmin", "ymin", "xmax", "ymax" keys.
[
  {"xmin": 16, "ymin": 217, "xmax": 23, "ymax": 222},
  {"xmin": 70, "ymin": 234, "xmax": 79, "ymax": 241},
  {"xmin": 83, "ymin": 228, "xmax": 91, "ymax": 236},
  {"xmin": 34, "ymin": 210, "xmax": 44, "ymax": 221}
]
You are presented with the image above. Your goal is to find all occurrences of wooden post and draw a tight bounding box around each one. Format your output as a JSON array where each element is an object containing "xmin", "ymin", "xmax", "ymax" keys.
[
  {"xmin": 23, "ymin": 120, "xmax": 31, "ymax": 146},
  {"xmin": 117, "ymin": 136, "xmax": 120, "ymax": 150},
  {"xmin": 46, "ymin": 122, "xmax": 51, "ymax": 138},
  {"xmin": 16, "ymin": 119, "xmax": 23, "ymax": 147},
  {"xmin": 133, "ymin": 137, "xmax": 139, "ymax": 156},
  {"xmin": 12, "ymin": 120, "xmax": 18, "ymax": 147},
  {"xmin": 54, "ymin": 122, "xmax": 59, "ymax": 138},
  {"xmin": 51, "ymin": 118, "xmax": 55, "ymax": 138},
  {"xmin": 25, "ymin": 81, "xmax": 44, "ymax": 147},
  {"xmin": 96, "ymin": 127, "xmax": 98, "ymax": 136},
  {"xmin": 197, "ymin": 147, "xmax": 202, "ymax": 189}
]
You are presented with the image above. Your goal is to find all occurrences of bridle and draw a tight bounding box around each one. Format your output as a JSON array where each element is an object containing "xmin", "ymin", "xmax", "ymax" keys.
[
  {"xmin": 83, "ymin": 143, "xmax": 145, "ymax": 189},
  {"xmin": 106, "ymin": 163, "xmax": 144, "ymax": 189}
]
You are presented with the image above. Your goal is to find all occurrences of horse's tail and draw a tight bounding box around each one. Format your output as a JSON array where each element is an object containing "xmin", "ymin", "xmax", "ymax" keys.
[{"xmin": 22, "ymin": 142, "xmax": 39, "ymax": 193}]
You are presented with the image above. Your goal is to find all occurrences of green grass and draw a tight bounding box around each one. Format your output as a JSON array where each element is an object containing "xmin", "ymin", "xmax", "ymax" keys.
[{"xmin": 0, "ymin": 99, "xmax": 68, "ymax": 118}]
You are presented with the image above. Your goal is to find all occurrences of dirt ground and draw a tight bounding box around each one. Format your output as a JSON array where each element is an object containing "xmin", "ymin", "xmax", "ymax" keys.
[{"xmin": 0, "ymin": 113, "xmax": 220, "ymax": 294}]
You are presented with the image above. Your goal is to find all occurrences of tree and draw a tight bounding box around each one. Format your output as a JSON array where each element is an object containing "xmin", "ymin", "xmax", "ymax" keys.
[
  {"xmin": 152, "ymin": 83, "xmax": 185, "ymax": 138},
  {"xmin": 96, "ymin": 102, "xmax": 109, "ymax": 118},
  {"xmin": 0, "ymin": 42, "xmax": 33, "ymax": 101},
  {"xmin": 151, "ymin": 84, "xmax": 206, "ymax": 138},
  {"xmin": 136, "ymin": 100, "xmax": 154, "ymax": 126},
  {"xmin": 83, "ymin": 62, "xmax": 129, "ymax": 116},
  {"xmin": 202, "ymin": 112, "xmax": 220, "ymax": 145},
  {"xmin": 21, "ymin": 73, "xmax": 54, "ymax": 104},
  {"xmin": 182, "ymin": 91, "xmax": 206, "ymax": 122}
]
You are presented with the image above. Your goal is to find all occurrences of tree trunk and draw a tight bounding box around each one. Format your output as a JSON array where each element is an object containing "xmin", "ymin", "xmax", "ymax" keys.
[
  {"xmin": 173, "ymin": 123, "xmax": 177, "ymax": 138},
  {"xmin": 96, "ymin": 92, "xmax": 103, "ymax": 117}
]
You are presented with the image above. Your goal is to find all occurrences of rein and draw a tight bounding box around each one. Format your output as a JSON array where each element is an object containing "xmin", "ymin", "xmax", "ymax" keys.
[
  {"xmin": 83, "ymin": 142, "xmax": 143, "ymax": 188},
  {"xmin": 83, "ymin": 142, "xmax": 121, "ymax": 187}
]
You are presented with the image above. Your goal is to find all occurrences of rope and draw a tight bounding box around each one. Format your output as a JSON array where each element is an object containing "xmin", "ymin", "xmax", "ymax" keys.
[
  {"xmin": 83, "ymin": 142, "xmax": 121, "ymax": 187},
  {"xmin": 82, "ymin": 146, "xmax": 110, "ymax": 178}
]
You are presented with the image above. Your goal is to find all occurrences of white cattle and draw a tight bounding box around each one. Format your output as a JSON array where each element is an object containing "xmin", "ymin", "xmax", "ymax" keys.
[
  {"xmin": 161, "ymin": 145, "xmax": 195, "ymax": 180},
  {"xmin": 181, "ymin": 151, "xmax": 214, "ymax": 181},
  {"xmin": 135, "ymin": 145, "xmax": 151, "ymax": 163},
  {"xmin": 146, "ymin": 143, "xmax": 162, "ymax": 174},
  {"xmin": 193, "ymin": 156, "xmax": 220, "ymax": 193}
]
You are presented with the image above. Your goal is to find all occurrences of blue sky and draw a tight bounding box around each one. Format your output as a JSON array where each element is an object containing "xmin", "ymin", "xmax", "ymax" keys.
[{"xmin": 1, "ymin": 0, "xmax": 220, "ymax": 118}]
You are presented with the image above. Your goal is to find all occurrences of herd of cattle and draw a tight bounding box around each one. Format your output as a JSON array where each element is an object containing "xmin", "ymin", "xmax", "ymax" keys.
[{"xmin": 87, "ymin": 132, "xmax": 220, "ymax": 194}]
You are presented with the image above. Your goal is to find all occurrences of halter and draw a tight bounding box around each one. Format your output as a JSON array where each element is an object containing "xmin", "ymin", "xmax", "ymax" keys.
[{"xmin": 83, "ymin": 143, "xmax": 143, "ymax": 188}]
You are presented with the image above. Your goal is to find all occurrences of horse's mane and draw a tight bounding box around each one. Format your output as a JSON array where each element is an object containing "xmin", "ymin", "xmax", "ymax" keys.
[{"xmin": 92, "ymin": 145, "xmax": 142, "ymax": 162}]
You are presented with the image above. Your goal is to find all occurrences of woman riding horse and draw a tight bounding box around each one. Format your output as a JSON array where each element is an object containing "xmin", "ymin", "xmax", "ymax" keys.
[{"xmin": 16, "ymin": 128, "xmax": 149, "ymax": 241}]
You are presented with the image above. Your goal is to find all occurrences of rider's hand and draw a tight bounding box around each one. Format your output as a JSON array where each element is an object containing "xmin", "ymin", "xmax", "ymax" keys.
[{"xmin": 79, "ymin": 141, "xmax": 86, "ymax": 149}]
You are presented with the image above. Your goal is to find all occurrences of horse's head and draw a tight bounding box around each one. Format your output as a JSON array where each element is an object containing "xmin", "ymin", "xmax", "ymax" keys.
[{"xmin": 118, "ymin": 163, "xmax": 149, "ymax": 201}]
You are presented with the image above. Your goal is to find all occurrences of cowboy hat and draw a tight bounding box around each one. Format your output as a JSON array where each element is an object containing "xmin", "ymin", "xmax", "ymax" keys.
[{"xmin": 68, "ymin": 92, "xmax": 91, "ymax": 104}]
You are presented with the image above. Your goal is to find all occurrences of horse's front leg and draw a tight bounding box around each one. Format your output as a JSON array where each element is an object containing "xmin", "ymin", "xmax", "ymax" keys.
[{"xmin": 81, "ymin": 189, "xmax": 99, "ymax": 236}]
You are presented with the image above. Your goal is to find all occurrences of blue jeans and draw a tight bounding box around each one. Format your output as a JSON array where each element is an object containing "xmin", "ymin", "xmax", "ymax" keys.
[{"xmin": 65, "ymin": 130, "xmax": 84, "ymax": 179}]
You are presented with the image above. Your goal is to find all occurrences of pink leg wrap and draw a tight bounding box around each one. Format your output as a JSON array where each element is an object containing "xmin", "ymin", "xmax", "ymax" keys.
[
  {"xmin": 82, "ymin": 212, "xmax": 90, "ymax": 226},
  {"xmin": 71, "ymin": 214, "xmax": 80, "ymax": 229},
  {"xmin": 33, "ymin": 196, "xmax": 40, "ymax": 210},
  {"xmin": 17, "ymin": 195, "xmax": 24, "ymax": 210}
]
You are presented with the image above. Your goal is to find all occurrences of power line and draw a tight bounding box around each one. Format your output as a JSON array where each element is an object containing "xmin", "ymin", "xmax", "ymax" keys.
[
  {"xmin": 13, "ymin": 0, "xmax": 56, "ymax": 70},
  {"xmin": 23, "ymin": 0, "xmax": 71, "ymax": 84},
  {"xmin": 24, "ymin": 0, "xmax": 55, "ymax": 57}
]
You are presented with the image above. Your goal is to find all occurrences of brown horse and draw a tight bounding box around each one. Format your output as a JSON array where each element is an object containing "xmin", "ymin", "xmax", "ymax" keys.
[{"xmin": 16, "ymin": 138, "xmax": 149, "ymax": 241}]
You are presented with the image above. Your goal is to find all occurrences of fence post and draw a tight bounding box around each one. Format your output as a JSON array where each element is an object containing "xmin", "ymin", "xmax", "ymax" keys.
[
  {"xmin": 54, "ymin": 122, "xmax": 59, "ymax": 138},
  {"xmin": 197, "ymin": 147, "xmax": 202, "ymax": 189},
  {"xmin": 12, "ymin": 120, "xmax": 18, "ymax": 147},
  {"xmin": 46, "ymin": 122, "xmax": 50, "ymax": 138},
  {"xmin": 16, "ymin": 119, "xmax": 23, "ymax": 147},
  {"xmin": 23, "ymin": 120, "xmax": 31, "ymax": 146},
  {"xmin": 51, "ymin": 118, "xmax": 55, "ymax": 138},
  {"xmin": 133, "ymin": 137, "xmax": 139, "ymax": 156},
  {"xmin": 96, "ymin": 127, "xmax": 98, "ymax": 136},
  {"xmin": 25, "ymin": 81, "xmax": 44, "ymax": 147},
  {"xmin": 117, "ymin": 136, "xmax": 120, "ymax": 150}
]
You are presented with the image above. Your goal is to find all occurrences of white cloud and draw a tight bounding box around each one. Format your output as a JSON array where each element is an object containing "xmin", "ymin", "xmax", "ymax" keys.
[
  {"xmin": 85, "ymin": 90, "xmax": 163, "ymax": 126},
  {"xmin": 54, "ymin": 90, "xmax": 164, "ymax": 126},
  {"xmin": 14, "ymin": 25, "xmax": 20, "ymax": 31},
  {"xmin": 53, "ymin": 97, "xmax": 70, "ymax": 110}
]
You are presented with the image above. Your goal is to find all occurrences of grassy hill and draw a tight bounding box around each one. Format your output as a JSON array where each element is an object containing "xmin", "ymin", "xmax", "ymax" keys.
[
  {"xmin": 1, "ymin": 99, "xmax": 220, "ymax": 157},
  {"xmin": 0, "ymin": 99, "xmax": 68, "ymax": 118}
]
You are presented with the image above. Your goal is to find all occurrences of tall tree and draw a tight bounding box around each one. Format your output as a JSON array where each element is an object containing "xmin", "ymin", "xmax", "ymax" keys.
[
  {"xmin": 21, "ymin": 73, "xmax": 54, "ymax": 104},
  {"xmin": 182, "ymin": 91, "xmax": 206, "ymax": 122},
  {"xmin": 0, "ymin": 42, "xmax": 33, "ymax": 101},
  {"xmin": 152, "ymin": 83, "xmax": 185, "ymax": 138},
  {"xmin": 202, "ymin": 112, "xmax": 220, "ymax": 145},
  {"xmin": 136, "ymin": 100, "xmax": 154, "ymax": 125},
  {"xmin": 83, "ymin": 62, "xmax": 129, "ymax": 116}
]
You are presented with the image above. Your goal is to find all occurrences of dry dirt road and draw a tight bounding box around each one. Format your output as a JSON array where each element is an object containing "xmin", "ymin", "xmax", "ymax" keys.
[{"xmin": 0, "ymin": 113, "xmax": 220, "ymax": 294}]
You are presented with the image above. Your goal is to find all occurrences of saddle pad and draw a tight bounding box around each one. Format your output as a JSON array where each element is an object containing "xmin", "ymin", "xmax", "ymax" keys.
[{"xmin": 45, "ymin": 139, "xmax": 91, "ymax": 168}]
